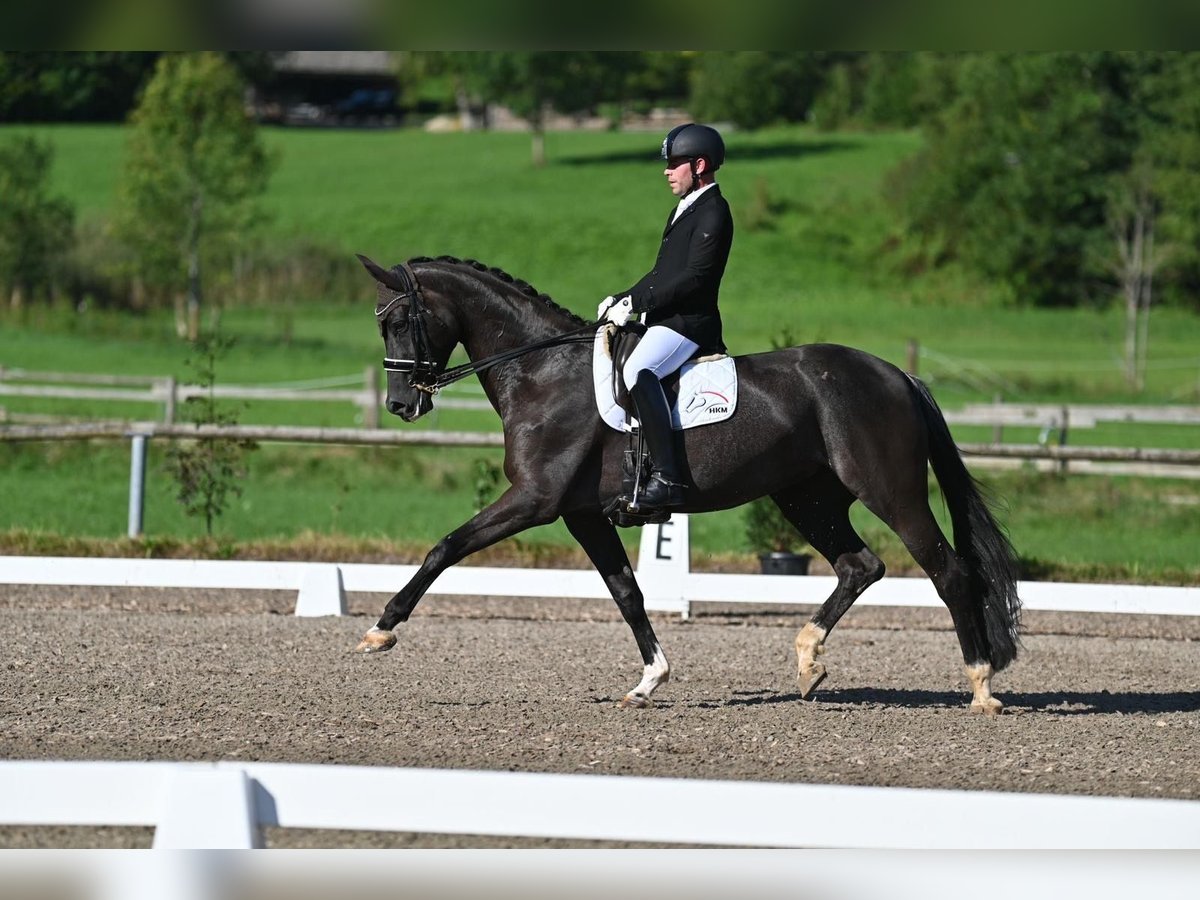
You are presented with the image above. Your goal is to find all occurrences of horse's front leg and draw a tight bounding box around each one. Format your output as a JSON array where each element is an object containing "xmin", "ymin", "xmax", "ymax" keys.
[
  {"xmin": 563, "ymin": 511, "xmax": 669, "ymax": 708},
  {"xmin": 356, "ymin": 485, "xmax": 557, "ymax": 652}
]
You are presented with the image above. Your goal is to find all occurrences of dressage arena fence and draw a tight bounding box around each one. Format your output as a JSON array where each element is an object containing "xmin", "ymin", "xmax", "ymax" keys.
[
  {"xmin": 2, "ymin": 515, "xmax": 1199, "ymax": 619},
  {"xmin": 2, "ymin": 758, "xmax": 1198, "ymax": 850},
  {"xmin": 3, "ymin": 523, "xmax": 1199, "ymax": 853}
]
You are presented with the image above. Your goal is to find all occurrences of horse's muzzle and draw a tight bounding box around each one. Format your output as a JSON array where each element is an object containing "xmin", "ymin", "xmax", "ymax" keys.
[
  {"xmin": 386, "ymin": 398, "xmax": 416, "ymax": 421},
  {"xmin": 386, "ymin": 394, "xmax": 431, "ymax": 422}
]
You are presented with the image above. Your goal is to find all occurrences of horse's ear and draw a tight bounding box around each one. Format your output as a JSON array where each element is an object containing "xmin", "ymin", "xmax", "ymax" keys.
[{"xmin": 356, "ymin": 254, "xmax": 407, "ymax": 293}]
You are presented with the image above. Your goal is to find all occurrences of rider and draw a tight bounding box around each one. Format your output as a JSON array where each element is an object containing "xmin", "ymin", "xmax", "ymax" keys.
[{"xmin": 598, "ymin": 123, "xmax": 734, "ymax": 513}]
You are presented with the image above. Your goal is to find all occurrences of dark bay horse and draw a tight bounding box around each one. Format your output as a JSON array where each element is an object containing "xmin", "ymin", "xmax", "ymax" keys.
[{"xmin": 357, "ymin": 255, "xmax": 1022, "ymax": 714}]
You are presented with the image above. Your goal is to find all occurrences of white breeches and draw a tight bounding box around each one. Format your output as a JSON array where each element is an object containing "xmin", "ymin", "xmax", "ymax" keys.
[{"xmin": 622, "ymin": 325, "xmax": 700, "ymax": 391}]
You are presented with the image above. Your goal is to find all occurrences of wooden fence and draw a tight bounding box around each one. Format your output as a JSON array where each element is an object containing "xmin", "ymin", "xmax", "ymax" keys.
[
  {"xmin": 4, "ymin": 365, "xmax": 1199, "ymax": 432},
  {"xmin": 2, "ymin": 421, "xmax": 1199, "ymax": 540},
  {"xmin": 4, "ymin": 366, "xmax": 1200, "ymax": 489},
  {"xmin": 0, "ymin": 365, "xmax": 491, "ymax": 428},
  {"xmin": 3, "ymin": 419, "xmax": 1200, "ymax": 463}
]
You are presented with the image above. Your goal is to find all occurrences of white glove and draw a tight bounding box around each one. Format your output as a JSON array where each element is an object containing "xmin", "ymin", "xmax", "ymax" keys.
[
  {"xmin": 603, "ymin": 295, "xmax": 634, "ymax": 326},
  {"xmin": 596, "ymin": 295, "xmax": 616, "ymax": 320}
]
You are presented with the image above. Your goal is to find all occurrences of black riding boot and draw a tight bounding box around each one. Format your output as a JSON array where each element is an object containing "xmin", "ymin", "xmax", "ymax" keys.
[{"xmin": 630, "ymin": 370, "xmax": 685, "ymax": 511}]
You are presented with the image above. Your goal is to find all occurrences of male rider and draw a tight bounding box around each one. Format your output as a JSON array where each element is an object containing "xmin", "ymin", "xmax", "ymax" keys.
[{"xmin": 598, "ymin": 123, "xmax": 734, "ymax": 513}]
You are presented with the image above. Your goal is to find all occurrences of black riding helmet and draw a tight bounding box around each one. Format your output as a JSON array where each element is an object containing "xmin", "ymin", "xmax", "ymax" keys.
[{"xmin": 661, "ymin": 123, "xmax": 725, "ymax": 171}]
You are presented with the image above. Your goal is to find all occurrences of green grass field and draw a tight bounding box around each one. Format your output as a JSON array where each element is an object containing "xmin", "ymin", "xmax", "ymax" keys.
[
  {"xmin": 1, "ymin": 124, "xmax": 1197, "ymax": 582},
  {"xmin": 5, "ymin": 122, "xmax": 1198, "ymax": 403}
]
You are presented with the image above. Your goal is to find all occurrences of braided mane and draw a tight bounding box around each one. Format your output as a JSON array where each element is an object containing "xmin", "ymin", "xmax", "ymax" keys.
[{"xmin": 409, "ymin": 256, "xmax": 587, "ymax": 326}]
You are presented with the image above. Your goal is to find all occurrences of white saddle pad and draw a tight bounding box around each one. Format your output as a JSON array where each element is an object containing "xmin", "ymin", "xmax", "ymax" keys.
[{"xmin": 592, "ymin": 327, "xmax": 738, "ymax": 432}]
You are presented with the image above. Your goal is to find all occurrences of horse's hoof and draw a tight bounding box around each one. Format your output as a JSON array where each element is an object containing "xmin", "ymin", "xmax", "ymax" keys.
[
  {"xmin": 619, "ymin": 692, "xmax": 653, "ymax": 709},
  {"xmin": 798, "ymin": 663, "xmax": 827, "ymax": 700},
  {"xmin": 970, "ymin": 698, "xmax": 1004, "ymax": 716},
  {"xmin": 355, "ymin": 627, "xmax": 397, "ymax": 653}
]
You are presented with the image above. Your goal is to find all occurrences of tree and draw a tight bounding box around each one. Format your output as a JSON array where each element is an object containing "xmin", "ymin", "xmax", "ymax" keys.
[
  {"xmin": 1101, "ymin": 53, "xmax": 1200, "ymax": 388},
  {"xmin": 413, "ymin": 52, "xmax": 628, "ymax": 164},
  {"xmin": 860, "ymin": 53, "xmax": 926, "ymax": 128},
  {"xmin": 162, "ymin": 330, "xmax": 257, "ymax": 536},
  {"xmin": 114, "ymin": 52, "xmax": 273, "ymax": 339},
  {"xmin": 0, "ymin": 52, "xmax": 278, "ymax": 123},
  {"xmin": 889, "ymin": 53, "xmax": 1141, "ymax": 307},
  {"xmin": 807, "ymin": 52, "xmax": 964, "ymax": 131},
  {"xmin": 0, "ymin": 52, "xmax": 159, "ymax": 122},
  {"xmin": 617, "ymin": 51, "xmax": 692, "ymax": 117},
  {"xmin": 1106, "ymin": 159, "xmax": 1159, "ymax": 389},
  {"xmin": 0, "ymin": 136, "xmax": 74, "ymax": 308},
  {"xmin": 886, "ymin": 52, "xmax": 1200, "ymax": 386},
  {"xmin": 690, "ymin": 52, "xmax": 827, "ymax": 130},
  {"xmin": 1134, "ymin": 52, "xmax": 1200, "ymax": 312},
  {"xmin": 809, "ymin": 61, "xmax": 856, "ymax": 131}
]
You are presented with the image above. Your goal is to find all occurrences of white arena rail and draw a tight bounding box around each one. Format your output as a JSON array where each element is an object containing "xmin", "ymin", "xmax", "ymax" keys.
[
  {"xmin": 4, "ymin": 851, "xmax": 1198, "ymax": 900},
  {"xmin": 0, "ymin": 516, "xmax": 1196, "ymax": 618},
  {"xmin": 2, "ymin": 759, "xmax": 1198, "ymax": 850}
]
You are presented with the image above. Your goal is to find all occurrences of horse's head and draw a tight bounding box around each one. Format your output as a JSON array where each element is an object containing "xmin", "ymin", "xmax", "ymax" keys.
[{"xmin": 358, "ymin": 254, "xmax": 459, "ymax": 422}]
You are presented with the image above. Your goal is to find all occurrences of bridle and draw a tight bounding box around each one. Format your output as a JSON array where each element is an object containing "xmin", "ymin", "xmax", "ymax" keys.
[
  {"xmin": 376, "ymin": 262, "xmax": 602, "ymax": 395},
  {"xmin": 376, "ymin": 262, "xmax": 442, "ymax": 393}
]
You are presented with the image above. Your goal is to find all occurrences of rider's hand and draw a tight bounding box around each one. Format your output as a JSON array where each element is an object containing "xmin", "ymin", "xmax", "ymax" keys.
[
  {"xmin": 603, "ymin": 296, "xmax": 634, "ymax": 326},
  {"xmin": 596, "ymin": 295, "xmax": 616, "ymax": 320}
]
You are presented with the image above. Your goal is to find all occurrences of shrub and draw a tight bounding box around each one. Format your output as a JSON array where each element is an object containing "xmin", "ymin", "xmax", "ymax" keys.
[
  {"xmin": 743, "ymin": 495, "xmax": 807, "ymax": 554},
  {"xmin": 0, "ymin": 135, "xmax": 75, "ymax": 307}
]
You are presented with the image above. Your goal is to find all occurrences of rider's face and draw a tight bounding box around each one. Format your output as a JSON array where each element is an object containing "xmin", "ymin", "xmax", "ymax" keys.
[{"xmin": 665, "ymin": 157, "xmax": 693, "ymax": 197}]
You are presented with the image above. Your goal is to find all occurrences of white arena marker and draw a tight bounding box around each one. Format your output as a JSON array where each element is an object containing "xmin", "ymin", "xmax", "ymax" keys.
[
  {"xmin": 152, "ymin": 766, "xmax": 261, "ymax": 849},
  {"xmin": 294, "ymin": 565, "xmax": 347, "ymax": 617},
  {"xmin": 637, "ymin": 514, "xmax": 691, "ymax": 616}
]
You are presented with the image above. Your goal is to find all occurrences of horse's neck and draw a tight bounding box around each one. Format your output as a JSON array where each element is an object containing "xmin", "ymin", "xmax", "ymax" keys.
[
  {"xmin": 437, "ymin": 275, "xmax": 589, "ymax": 403},
  {"xmin": 442, "ymin": 277, "xmax": 575, "ymax": 361},
  {"xmin": 457, "ymin": 299, "xmax": 541, "ymax": 362}
]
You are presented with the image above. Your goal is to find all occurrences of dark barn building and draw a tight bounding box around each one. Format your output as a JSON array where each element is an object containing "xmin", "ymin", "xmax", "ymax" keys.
[{"xmin": 250, "ymin": 51, "xmax": 401, "ymax": 126}]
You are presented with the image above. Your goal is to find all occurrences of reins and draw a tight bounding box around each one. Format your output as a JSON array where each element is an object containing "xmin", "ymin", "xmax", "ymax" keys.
[
  {"xmin": 425, "ymin": 322, "xmax": 600, "ymax": 392},
  {"xmin": 378, "ymin": 262, "xmax": 602, "ymax": 394}
]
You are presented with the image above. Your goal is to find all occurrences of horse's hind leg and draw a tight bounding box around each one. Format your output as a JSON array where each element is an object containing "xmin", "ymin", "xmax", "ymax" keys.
[
  {"xmin": 564, "ymin": 511, "xmax": 669, "ymax": 709},
  {"xmin": 860, "ymin": 494, "xmax": 1001, "ymax": 715},
  {"xmin": 904, "ymin": 514, "xmax": 1002, "ymax": 715},
  {"xmin": 770, "ymin": 476, "xmax": 885, "ymax": 699}
]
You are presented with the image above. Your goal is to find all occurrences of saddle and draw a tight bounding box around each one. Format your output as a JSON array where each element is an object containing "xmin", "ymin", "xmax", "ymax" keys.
[
  {"xmin": 592, "ymin": 325, "xmax": 738, "ymax": 433},
  {"xmin": 594, "ymin": 325, "xmax": 739, "ymax": 528}
]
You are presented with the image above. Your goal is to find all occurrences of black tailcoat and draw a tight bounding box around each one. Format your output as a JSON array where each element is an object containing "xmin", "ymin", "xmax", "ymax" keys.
[{"xmin": 618, "ymin": 184, "xmax": 733, "ymax": 355}]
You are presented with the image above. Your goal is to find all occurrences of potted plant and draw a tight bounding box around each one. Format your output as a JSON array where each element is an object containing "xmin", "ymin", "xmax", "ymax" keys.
[{"xmin": 744, "ymin": 495, "xmax": 812, "ymax": 575}]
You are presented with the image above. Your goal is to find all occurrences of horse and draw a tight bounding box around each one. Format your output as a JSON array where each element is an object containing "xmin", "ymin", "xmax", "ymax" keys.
[{"xmin": 355, "ymin": 254, "xmax": 1022, "ymax": 714}]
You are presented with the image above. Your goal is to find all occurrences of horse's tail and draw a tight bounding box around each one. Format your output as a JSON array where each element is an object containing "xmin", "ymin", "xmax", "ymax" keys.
[{"xmin": 906, "ymin": 374, "xmax": 1023, "ymax": 670}]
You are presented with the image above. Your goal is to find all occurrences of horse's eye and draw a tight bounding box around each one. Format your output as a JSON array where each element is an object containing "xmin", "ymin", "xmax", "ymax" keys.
[{"xmin": 392, "ymin": 321, "xmax": 408, "ymax": 336}]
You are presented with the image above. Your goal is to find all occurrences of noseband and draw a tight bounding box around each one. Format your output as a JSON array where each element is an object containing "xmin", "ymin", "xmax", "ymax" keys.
[{"xmin": 376, "ymin": 263, "xmax": 441, "ymax": 393}]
